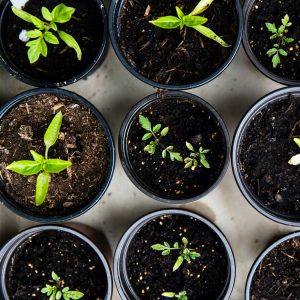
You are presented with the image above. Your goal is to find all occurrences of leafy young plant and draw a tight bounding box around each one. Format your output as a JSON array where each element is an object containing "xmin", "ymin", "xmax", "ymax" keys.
[
  {"xmin": 6, "ymin": 111, "xmax": 72, "ymax": 206},
  {"xmin": 162, "ymin": 290, "xmax": 188, "ymax": 300},
  {"xmin": 151, "ymin": 237, "xmax": 200, "ymax": 271},
  {"xmin": 184, "ymin": 142, "xmax": 210, "ymax": 170},
  {"xmin": 266, "ymin": 14, "xmax": 294, "ymax": 68},
  {"xmin": 41, "ymin": 271, "xmax": 84, "ymax": 300},
  {"xmin": 139, "ymin": 115, "xmax": 183, "ymax": 162},
  {"xmin": 288, "ymin": 138, "xmax": 300, "ymax": 166},
  {"xmin": 12, "ymin": 4, "xmax": 82, "ymax": 64},
  {"xmin": 149, "ymin": 0, "xmax": 229, "ymax": 47}
]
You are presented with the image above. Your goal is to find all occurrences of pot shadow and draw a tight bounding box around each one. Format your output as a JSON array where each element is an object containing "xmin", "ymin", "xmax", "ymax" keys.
[{"xmin": 0, "ymin": 207, "xmax": 18, "ymax": 248}]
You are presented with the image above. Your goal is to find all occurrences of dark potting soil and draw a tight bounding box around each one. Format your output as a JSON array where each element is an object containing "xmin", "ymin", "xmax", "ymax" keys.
[
  {"xmin": 126, "ymin": 214, "xmax": 229, "ymax": 299},
  {"xmin": 6, "ymin": 230, "xmax": 107, "ymax": 299},
  {"xmin": 0, "ymin": 94, "xmax": 109, "ymax": 216},
  {"xmin": 1, "ymin": 0, "xmax": 104, "ymax": 83},
  {"xmin": 118, "ymin": 0, "xmax": 238, "ymax": 85},
  {"xmin": 239, "ymin": 94, "xmax": 300, "ymax": 216},
  {"xmin": 248, "ymin": 0, "xmax": 300, "ymax": 81},
  {"xmin": 127, "ymin": 97, "xmax": 227, "ymax": 199},
  {"xmin": 250, "ymin": 237, "xmax": 300, "ymax": 299}
]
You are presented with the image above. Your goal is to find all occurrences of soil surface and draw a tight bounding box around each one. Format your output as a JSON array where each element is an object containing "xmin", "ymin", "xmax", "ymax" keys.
[
  {"xmin": 127, "ymin": 96, "xmax": 227, "ymax": 200},
  {"xmin": 126, "ymin": 214, "xmax": 229, "ymax": 299},
  {"xmin": 118, "ymin": 0, "xmax": 238, "ymax": 85},
  {"xmin": 6, "ymin": 230, "xmax": 107, "ymax": 299},
  {"xmin": 1, "ymin": 0, "xmax": 104, "ymax": 83},
  {"xmin": 248, "ymin": 0, "xmax": 300, "ymax": 81},
  {"xmin": 250, "ymin": 237, "xmax": 300, "ymax": 299},
  {"xmin": 239, "ymin": 94, "xmax": 300, "ymax": 217},
  {"xmin": 0, "ymin": 94, "xmax": 109, "ymax": 216}
]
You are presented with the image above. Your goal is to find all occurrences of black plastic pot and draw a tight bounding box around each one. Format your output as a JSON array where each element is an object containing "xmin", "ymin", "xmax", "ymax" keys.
[
  {"xmin": 232, "ymin": 86, "xmax": 300, "ymax": 226},
  {"xmin": 242, "ymin": 0, "xmax": 300, "ymax": 86},
  {"xmin": 0, "ymin": 224, "xmax": 113, "ymax": 299},
  {"xmin": 119, "ymin": 91, "xmax": 230, "ymax": 204},
  {"xmin": 114, "ymin": 208, "xmax": 236, "ymax": 300},
  {"xmin": 0, "ymin": 0, "xmax": 108, "ymax": 87},
  {"xmin": 0, "ymin": 88, "xmax": 115, "ymax": 223},
  {"xmin": 109, "ymin": 0, "xmax": 243, "ymax": 90},
  {"xmin": 245, "ymin": 230, "xmax": 300, "ymax": 299}
]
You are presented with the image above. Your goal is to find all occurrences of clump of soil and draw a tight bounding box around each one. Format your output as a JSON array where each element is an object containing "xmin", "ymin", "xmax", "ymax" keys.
[
  {"xmin": 118, "ymin": 0, "xmax": 238, "ymax": 85},
  {"xmin": 6, "ymin": 230, "xmax": 108, "ymax": 299},
  {"xmin": 126, "ymin": 214, "xmax": 229, "ymax": 299},
  {"xmin": 1, "ymin": 0, "xmax": 104, "ymax": 83},
  {"xmin": 239, "ymin": 94, "xmax": 300, "ymax": 216},
  {"xmin": 250, "ymin": 237, "xmax": 300, "ymax": 299},
  {"xmin": 248, "ymin": 0, "xmax": 300, "ymax": 80},
  {"xmin": 127, "ymin": 97, "xmax": 227, "ymax": 200},
  {"xmin": 0, "ymin": 94, "xmax": 110, "ymax": 216}
]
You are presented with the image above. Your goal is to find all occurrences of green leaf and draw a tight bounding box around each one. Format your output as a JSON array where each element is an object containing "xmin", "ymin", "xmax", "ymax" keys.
[
  {"xmin": 142, "ymin": 133, "xmax": 152, "ymax": 141},
  {"xmin": 184, "ymin": 161, "xmax": 193, "ymax": 169},
  {"xmin": 36, "ymin": 172, "xmax": 49, "ymax": 206},
  {"xmin": 272, "ymin": 52, "xmax": 281, "ymax": 68},
  {"xmin": 173, "ymin": 255, "xmax": 184, "ymax": 271},
  {"xmin": 183, "ymin": 15, "xmax": 208, "ymax": 27},
  {"xmin": 266, "ymin": 48, "xmax": 277, "ymax": 56},
  {"xmin": 44, "ymin": 111, "xmax": 63, "ymax": 157},
  {"xmin": 62, "ymin": 287, "xmax": 70, "ymax": 293},
  {"xmin": 278, "ymin": 25, "xmax": 285, "ymax": 34},
  {"xmin": 41, "ymin": 38, "xmax": 48, "ymax": 57},
  {"xmin": 162, "ymin": 149, "xmax": 167, "ymax": 158},
  {"xmin": 265, "ymin": 22, "xmax": 277, "ymax": 33},
  {"xmin": 42, "ymin": 7, "xmax": 53, "ymax": 21},
  {"xmin": 294, "ymin": 138, "xmax": 300, "ymax": 148},
  {"xmin": 150, "ymin": 16, "xmax": 181, "ymax": 29},
  {"xmin": 173, "ymin": 242, "xmax": 179, "ymax": 249},
  {"xmin": 182, "ymin": 237, "xmax": 188, "ymax": 245},
  {"xmin": 6, "ymin": 160, "xmax": 42, "ymax": 175},
  {"xmin": 30, "ymin": 150, "xmax": 44, "ymax": 163},
  {"xmin": 64, "ymin": 291, "xmax": 84, "ymax": 300},
  {"xmin": 162, "ymin": 292, "xmax": 176, "ymax": 298},
  {"xmin": 285, "ymin": 37, "xmax": 294, "ymax": 43},
  {"xmin": 44, "ymin": 32, "xmax": 59, "ymax": 44},
  {"xmin": 50, "ymin": 21, "xmax": 58, "ymax": 31},
  {"xmin": 162, "ymin": 249, "xmax": 170, "ymax": 255},
  {"xmin": 200, "ymin": 155, "xmax": 210, "ymax": 168},
  {"xmin": 160, "ymin": 127, "xmax": 169, "ymax": 137},
  {"xmin": 26, "ymin": 37, "xmax": 43, "ymax": 64},
  {"xmin": 50, "ymin": 294, "xmax": 56, "ymax": 300},
  {"xmin": 11, "ymin": 6, "xmax": 33, "ymax": 23},
  {"xmin": 44, "ymin": 159, "xmax": 72, "ymax": 173},
  {"xmin": 26, "ymin": 29, "xmax": 42, "ymax": 38},
  {"xmin": 175, "ymin": 6, "xmax": 184, "ymax": 20},
  {"xmin": 51, "ymin": 4, "xmax": 75, "ymax": 23},
  {"xmin": 151, "ymin": 244, "xmax": 166, "ymax": 251},
  {"xmin": 169, "ymin": 152, "xmax": 183, "ymax": 162},
  {"xmin": 52, "ymin": 272, "xmax": 60, "ymax": 282},
  {"xmin": 41, "ymin": 287, "xmax": 50, "ymax": 293},
  {"xmin": 193, "ymin": 25, "xmax": 229, "ymax": 47},
  {"xmin": 56, "ymin": 291, "xmax": 62, "ymax": 300},
  {"xmin": 270, "ymin": 33, "xmax": 278, "ymax": 40},
  {"xmin": 30, "ymin": 15, "xmax": 45, "ymax": 30},
  {"xmin": 189, "ymin": 0, "xmax": 213, "ymax": 16},
  {"xmin": 139, "ymin": 115, "xmax": 152, "ymax": 131},
  {"xmin": 58, "ymin": 30, "xmax": 82, "ymax": 60},
  {"xmin": 279, "ymin": 48, "xmax": 288, "ymax": 56},
  {"xmin": 186, "ymin": 141, "xmax": 194, "ymax": 152},
  {"xmin": 152, "ymin": 124, "xmax": 161, "ymax": 133},
  {"xmin": 281, "ymin": 14, "xmax": 289, "ymax": 26}
]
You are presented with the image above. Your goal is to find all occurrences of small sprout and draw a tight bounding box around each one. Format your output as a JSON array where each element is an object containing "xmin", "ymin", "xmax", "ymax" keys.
[
  {"xmin": 162, "ymin": 290, "xmax": 188, "ymax": 300},
  {"xmin": 151, "ymin": 237, "xmax": 200, "ymax": 272},
  {"xmin": 12, "ymin": 3, "xmax": 82, "ymax": 64},
  {"xmin": 41, "ymin": 271, "xmax": 84, "ymax": 300},
  {"xmin": 265, "ymin": 14, "xmax": 294, "ymax": 68},
  {"xmin": 288, "ymin": 138, "xmax": 300, "ymax": 166},
  {"xmin": 6, "ymin": 112, "xmax": 72, "ymax": 206},
  {"xmin": 149, "ymin": 0, "xmax": 229, "ymax": 47},
  {"xmin": 184, "ymin": 142, "xmax": 210, "ymax": 170}
]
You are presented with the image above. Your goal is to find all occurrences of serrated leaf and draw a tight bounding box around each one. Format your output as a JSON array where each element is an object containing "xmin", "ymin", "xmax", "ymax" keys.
[
  {"xmin": 281, "ymin": 14, "xmax": 289, "ymax": 26},
  {"xmin": 51, "ymin": 3, "xmax": 75, "ymax": 23},
  {"xmin": 26, "ymin": 37, "xmax": 43, "ymax": 64},
  {"xmin": 139, "ymin": 115, "xmax": 152, "ymax": 131},
  {"xmin": 26, "ymin": 29, "xmax": 42, "ymax": 38},
  {"xmin": 183, "ymin": 15, "xmax": 208, "ymax": 27},
  {"xmin": 64, "ymin": 291, "xmax": 84, "ymax": 299},
  {"xmin": 285, "ymin": 37, "xmax": 294, "ymax": 43},
  {"xmin": 142, "ymin": 133, "xmax": 152, "ymax": 141},
  {"xmin": 152, "ymin": 124, "xmax": 161, "ymax": 133},
  {"xmin": 30, "ymin": 15, "xmax": 45, "ymax": 30},
  {"xmin": 189, "ymin": 0, "xmax": 213, "ymax": 16},
  {"xmin": 288, "ymin": 154, "xmax": 300, "ymax": 166},
  {"xmin": 272, "ymin": 52, "xmax": 281, "ymax": 68},
  {"xmin": 58, "ymin": 30, "xmax": 82, "ymax": 60},
  {"xmin": 36, "ymin": 172, "xmax": 49, "ymax": 206},
  {"xmin": 11, "ymin": 6, "xmax": 33, "ymax": 23},
  {"xmin": 266, "ymin": 48, "xmax": 277, "ymax": 56},
  {"xmin": 6, "ymin": 160, "xmax": 42, "ymax": 175},
  {"xmin": 265, "ymin": 22, "xmax": 277, "ymax": 33},
  {"xmin": 160, "ymin": 127, "xmax": 169, "ymax": 137},
  {"xmin": 44, "ymin": 31, "xmax": 59, "ymax": 44},
  {"xmin": 44, "ymin": 159, "xmax": 72, "ymax": 173},
  {"xmin": 151, "ymin": 244, "xmax": 165, "ymax": 251},
  {"xmin": 150, "ymin": 16, "xmax": 181, "ymax": 29},
  {"xmin": 42, "ymin": 6, "xmax": 53, "ymax": 21},
  {"xmin": 173, "ymin": 255, "xmax": 184, "ymax": 271},
  {"xmin": 193, "ymin": 25, "xmax": 229, "ymax": 47},
  {"xmin": 170, "ymin": 152, "xmax": 183, "ymax": 162},
  {"xmin": 186, "ymin": 141, "xmax": 194, "ymax": 152}
]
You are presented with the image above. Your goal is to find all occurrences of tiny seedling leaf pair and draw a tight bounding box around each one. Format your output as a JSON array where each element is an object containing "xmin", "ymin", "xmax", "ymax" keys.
[
  {"xmin": 266, "ymin": 14, "xmax": 294, "ymax": 68},
  {"xmin": 151, "ymin": 237, "xmax": 200, "ymax": 272},
  {"xmin": 12, "ymin": 3, "xmax": 82, "ymax": 64},
  {"xmin": 6, "ymin": 111, "xmax": 72, "ymax": 206},
  {"xmin": 288, "ymin": 138, "xmax": 300, "ymax": 166},
  {"xmin": 41, "ymin": 271, "xmax": 84, "ymax": 300},
  {"xmin": 149, "ymin": 0, "xmax": 229, "ymax": 47},
  {"xmin": 162, "ymin": 290, "xmax": 188, "ymax": 300}
]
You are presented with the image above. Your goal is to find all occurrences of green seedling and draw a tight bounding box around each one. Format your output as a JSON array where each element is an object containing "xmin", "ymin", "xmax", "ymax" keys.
[
  {"xmin": 288, "ymin": 138, "xmax": 300, "ymax": 166},
  {"xmin": 162, "ymin": 290, "xmax": 188, "ymax": 300},
  {"xmin": 151, "ymin": 237, "xmax": 200, "ymax": 271},
  {"xmin": 149, "ymin": 0, "xmax": 229, "ymax": 47},
  {"xmin": 266, "ymin": 14, "xmax": 294, "ymax": 68},
  {"xmin": 184, "ymin": 142, "xmax": 210, "ymax": 170},
  {"xmin": 12, "ymin": 3, "xmax": 82, "ymax": 64},
  {"xmin": 6, "ymin": 111, "xmax": 72, "ymax": 206},
  {"xmin": 139, "ymin": 115, "xmax": 183, "ymax": 162},
  {"xmin": 41, "ymin": 271, "xmax": 84, "ymax": 300}
]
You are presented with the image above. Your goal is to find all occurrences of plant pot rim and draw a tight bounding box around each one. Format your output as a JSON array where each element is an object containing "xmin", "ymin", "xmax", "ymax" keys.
[
  {"xmin": 119, "ymin": 90, "xmax": 230, "ymax": 204},
  {"xmin": 242, "ymin": 0, "xmax": 300, "ymax": 86},
  {"xmin": 0, "ymin": 224, "xmax": 113, "ymax": 300},
  {"xmin": 245, "ymin": 230, "xmax": 300, "ymax": 299},
  {"xmin": 232, "ymin": 86, "xmax": 300, "ymax": 226},
  {"xmin": 113, "ymin": 208, "xmax": 236, "ymax": 300},
  {"xmin": 108, "ymin": 0, "xmax": 243, "ymax": 90},
  {"xmin": 0, "ymin": 87, "xmax": 115, "ymax": 223},
  {"xmin": 0, "ymin": 0, "xmax": 108, "ymax": 88}
]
